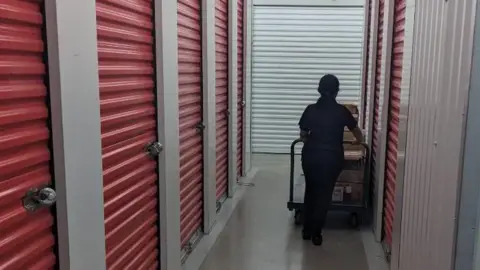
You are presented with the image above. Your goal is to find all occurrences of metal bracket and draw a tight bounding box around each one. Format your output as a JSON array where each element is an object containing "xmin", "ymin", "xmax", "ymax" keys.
[{"xmin": 145, "ymin": 141, "xmax": 163, "ymax": 158}]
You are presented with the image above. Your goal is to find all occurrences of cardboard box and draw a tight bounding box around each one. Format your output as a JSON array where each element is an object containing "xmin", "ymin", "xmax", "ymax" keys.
[
  {"xmin": 344, "ymin": 150, "xmax": 364, "ymax": 161},
  {"xmin": 337, "ymin": 169, "xmax": 364, "ymax": 184},
  {"xmin": 343, "ymin": 130, "xmax": 355, "ymax": 142},
  {"xmin": 344, "ymin": 104, "xmax": 359, "ymax": 115},
  {"xmin": 332, "ymin": 182, "xmax": 363, "ymax": 205},
  {"xmin": 343, "ymin": 143, "xmax": 364, "ymax": 151}
]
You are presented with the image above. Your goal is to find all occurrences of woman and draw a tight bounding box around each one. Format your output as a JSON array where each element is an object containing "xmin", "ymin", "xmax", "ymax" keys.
[{"xmin": 298, "ymin": 74, "xmax": 364, "ymax": 246}]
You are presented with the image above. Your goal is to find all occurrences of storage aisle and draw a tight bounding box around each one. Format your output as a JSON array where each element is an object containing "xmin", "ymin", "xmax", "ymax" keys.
[{"xmin": 199, "ymin": 155, "xmax": 370, "ymax": 270}]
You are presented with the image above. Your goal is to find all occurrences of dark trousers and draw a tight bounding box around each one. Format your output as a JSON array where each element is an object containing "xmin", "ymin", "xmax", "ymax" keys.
[{"xmin": 302, "ymin": 158, "xmax": 343, "ymax": 237}]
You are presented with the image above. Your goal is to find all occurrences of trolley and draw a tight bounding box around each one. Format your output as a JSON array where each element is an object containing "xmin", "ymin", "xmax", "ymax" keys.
[{"xmin": 287, "ymin": 139, "xmax": 370, "ymax": 228}]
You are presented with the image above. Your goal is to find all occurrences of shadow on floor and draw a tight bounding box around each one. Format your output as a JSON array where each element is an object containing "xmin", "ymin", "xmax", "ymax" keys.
[{"xmin": 199, "ymin": 154, "xmax": 370, "ymax": 270}]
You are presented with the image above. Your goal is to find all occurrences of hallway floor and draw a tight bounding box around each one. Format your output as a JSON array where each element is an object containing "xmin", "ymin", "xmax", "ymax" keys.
[{"xmin": 199, "ymin": 154, "xmax": 375, "ymax": 270}]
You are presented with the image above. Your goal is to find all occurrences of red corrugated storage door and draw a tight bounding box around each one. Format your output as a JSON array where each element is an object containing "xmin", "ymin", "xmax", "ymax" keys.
[
  {"xmin": 383, "ymin": 0, "xmax": 405, "ymax": 248},
  {"xmin": 215, "ymin": 0, "xmax": 229, "ymax": 201},
  {"xmin": 178, "ymin": 0, "xmax": 204, "ymax": 249},
  {"xmin": 96, "ymin": 1, "xmax": 160, "ymax": 268},
  {"xmin": 0, "ymin": 1, "xmax": 57, "ymax": 269},
  {"xmin": 371, "ymin": 0, "xmax": 385, "ymax": 204},
  {"xmin": 237, "ymin": 0, "xmax": 244, "ymax": 180}
]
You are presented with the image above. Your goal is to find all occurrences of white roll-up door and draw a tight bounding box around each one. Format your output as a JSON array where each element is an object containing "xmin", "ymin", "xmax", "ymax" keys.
[{"xmin": 252, "ymin": 6, "xmax": 365, "ymax": 153}]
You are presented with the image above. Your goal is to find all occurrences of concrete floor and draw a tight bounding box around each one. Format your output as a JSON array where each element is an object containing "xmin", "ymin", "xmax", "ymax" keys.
[{"xmin": 199, "ymin": 154, "xmax": 373, "ymax": 270}]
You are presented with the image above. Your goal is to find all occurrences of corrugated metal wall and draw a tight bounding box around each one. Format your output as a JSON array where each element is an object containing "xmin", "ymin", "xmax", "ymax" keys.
[
  {"xmin": 398, "ymin": 0, "xmax": 476, "ymax": 269},
  {"xmin": 383, "ymin": 0, "xmax": 406, "ymax": 249},
  {"xmin": 96, "ymin": 1, "xmax": 160, "ymax": 268},
  {"xmin": 0, "ymin": 1, "xmax": 58, "ymax": 268},
  {"xmin": 215, "ymin": 0, "xmax": 229, "ymax": 201},
  {"xmin": 237, "ymin": 0, "xmax": 244, "ymax": 180},
  {"xmin": 251, "ymin": 6, "xmax": 365, "ymax": 153},
  {"xmin": 177, "ymin": 0, "xmax": 204, "ymax": 251}
]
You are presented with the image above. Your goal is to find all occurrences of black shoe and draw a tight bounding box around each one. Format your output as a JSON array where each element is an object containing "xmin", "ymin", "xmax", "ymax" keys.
[
  {"xmin": 302, "ymin": 231, "xmax": 312, "ymax": 240},
  {"xmin": 312, "ymin": 235, "xmax": 323, "ymax": 246}
]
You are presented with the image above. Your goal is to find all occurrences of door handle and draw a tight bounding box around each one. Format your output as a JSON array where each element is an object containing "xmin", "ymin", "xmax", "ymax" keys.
[
  {"xmin": 196, "ymin": 123, "xmax": 206, "ymax": 133},
  {"xmin": 23, "ymin": 187, "xmax": 57, "ymax": 212},
  {"xmin": 145, "ymin": 141, "xmax": 163, "ymax": 158}
]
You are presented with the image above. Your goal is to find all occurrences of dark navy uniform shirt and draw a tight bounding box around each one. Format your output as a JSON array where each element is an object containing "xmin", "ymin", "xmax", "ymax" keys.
[{"xmin": 298, "ymin": 97, "xmax": 358, "ymax": 162}]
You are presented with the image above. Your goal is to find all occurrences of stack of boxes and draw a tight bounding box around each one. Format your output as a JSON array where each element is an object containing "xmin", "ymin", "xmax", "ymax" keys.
[
  {"xmin": 343, "ymin": 104, "xmax": 360, "ymax": 145},
  {"xmin": 331, "ymin": 104, "xmax": 365, "ymax": 205}
]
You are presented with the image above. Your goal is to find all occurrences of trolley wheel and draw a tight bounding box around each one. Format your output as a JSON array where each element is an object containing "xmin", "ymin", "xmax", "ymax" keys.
[
  {"xmin": 349, "ymin": 213, "xmax": 361, "ymax": 228},
  {"xmin": 294, "ymin": 210, "xmax": 303, "ymax": 225}
]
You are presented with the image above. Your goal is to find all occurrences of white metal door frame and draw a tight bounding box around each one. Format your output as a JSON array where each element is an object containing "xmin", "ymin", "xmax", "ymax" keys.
[
  {"xmin": 359, "ymin": 0, "xmax": 372, "ymax": 129},
  {"xmin": 243, "ymin": 0, "xmax": 253, "ymax": 174},
  {"xmin": 202, "ymin": 0, "xmax": 219, "ymax": 233},
  {"xmin": 228, "ymin": 0, "xmax": 239, "ymax": 196},
  {"xmin": 154, "ymin": 0, "xmax": 182, "ymax": 268},
  {"xmin": 365, "ymin": 0, "xmax": 379, "ymax": 145},
  {"xmin": 45, "ymin": 1, "xmax": 106, "ymax": 269}
]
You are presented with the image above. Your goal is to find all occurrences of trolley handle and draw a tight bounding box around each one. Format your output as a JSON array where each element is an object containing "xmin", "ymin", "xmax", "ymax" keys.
[
  {"xmin": 289, "ymin": 138, "xmax": 304, "ymax": 203},
  {"xmin": 288, "ymin": 139, "xmax": 370, "ymax": 203}
]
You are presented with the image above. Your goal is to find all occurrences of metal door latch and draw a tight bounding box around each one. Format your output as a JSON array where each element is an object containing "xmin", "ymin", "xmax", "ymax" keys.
[
  {"xmin": 185, "ymin": 242, "xmax": 193, "ymax": 254},
  {"xmin": 23, "ymin": 187, "xmax": 57, "ymax": 212},
  {"xmin": 196, "ymin": 123, "xmax": 206, "ymax": 132},
  {"xmin": 216, "ymin": 201, "xmax": 223, "ymax": 212},
  {"xmin": 145, "ymin": 141, "xmax": 163, "ymax": 157}
]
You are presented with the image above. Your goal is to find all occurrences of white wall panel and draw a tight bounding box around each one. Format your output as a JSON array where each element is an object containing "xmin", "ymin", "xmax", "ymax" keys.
[
  {"xmin": 399, "ymin": 0, "xmax": 477, "ymax": 269},
  {"xmin": 251, "ymin": 6, "xmax": 365, "ymax": 153},
  {"xmin": 45, "ymin": 0, "xmax": 106, "ymax": 268}
]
